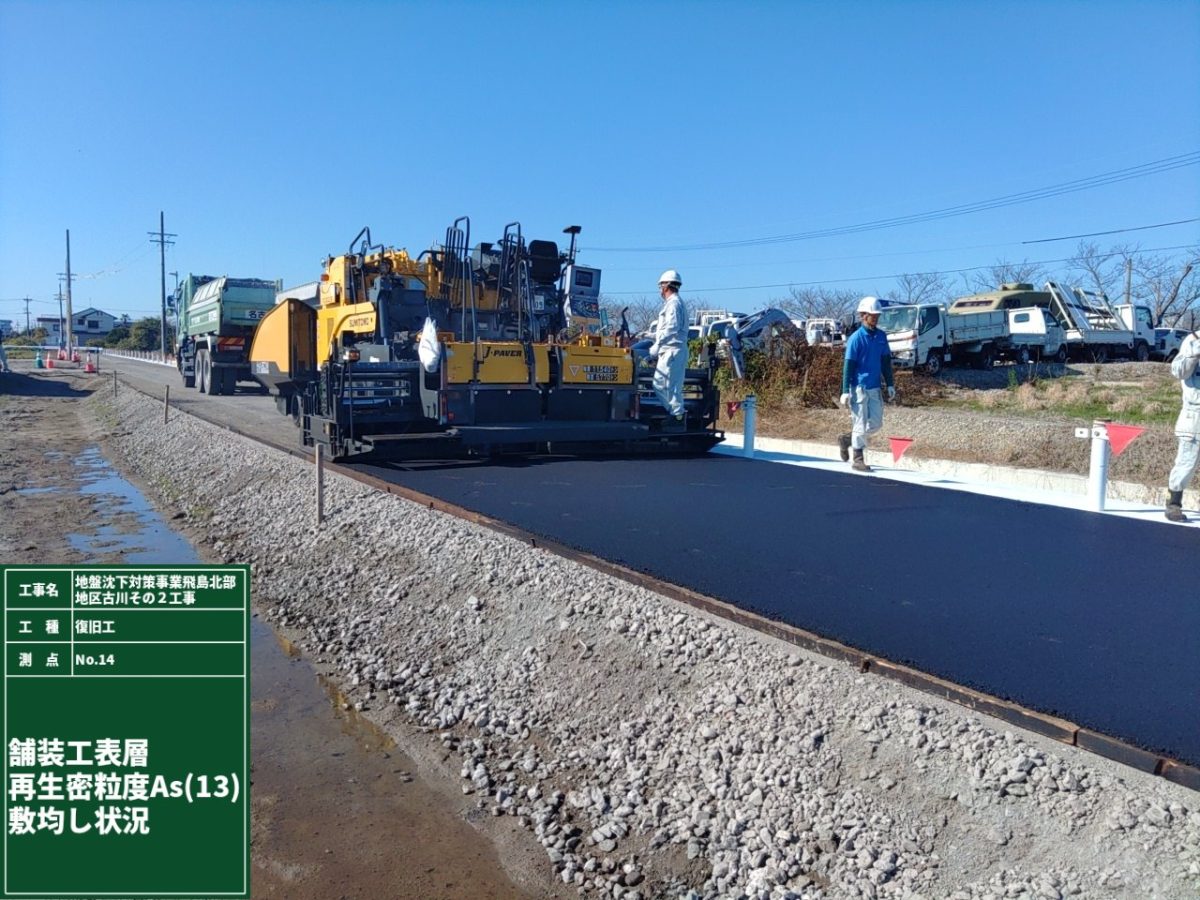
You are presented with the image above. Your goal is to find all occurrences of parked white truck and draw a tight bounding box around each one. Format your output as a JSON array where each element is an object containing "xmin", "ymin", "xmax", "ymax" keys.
[
  {"xmin": 880, "ymin": 284, "xmax": 1064, "ymax": 374},
  {"xmin": 1044, "ymin": 281, "xmax": 1149, "ymax": 363}
]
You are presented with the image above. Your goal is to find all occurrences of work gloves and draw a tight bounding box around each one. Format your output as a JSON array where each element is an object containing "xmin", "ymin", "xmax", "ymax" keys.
[{"xmin": 840, "ymin": 386, "xmax": 895, "ymax": 406}]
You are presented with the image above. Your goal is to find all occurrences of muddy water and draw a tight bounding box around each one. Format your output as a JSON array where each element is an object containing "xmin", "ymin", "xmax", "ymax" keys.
[
  {"xmin": 250, "ymin": 618, "xmax": 530, "ymax": 899},
  {"xmin": 42, "ymin": 440, "xmax": 531, "ymax": 898}
]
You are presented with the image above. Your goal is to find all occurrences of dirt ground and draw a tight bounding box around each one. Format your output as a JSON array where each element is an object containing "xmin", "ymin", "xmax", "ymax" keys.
[
  {"xmin": 744, "ymin": 361, "xmax": 1180, "ymax": 491},
  {"xmin": 0, "ymin": 363, "xmax": 541, "ymax": 900}
]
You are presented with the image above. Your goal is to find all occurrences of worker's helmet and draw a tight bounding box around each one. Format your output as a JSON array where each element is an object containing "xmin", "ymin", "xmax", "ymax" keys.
[
  {"xmin": 658, "ymin": 269, "xmax": 683, "ymax": 288},
  {"xmin": 857, "ymin": 296, "xmax": 883, "ymax": 315}
]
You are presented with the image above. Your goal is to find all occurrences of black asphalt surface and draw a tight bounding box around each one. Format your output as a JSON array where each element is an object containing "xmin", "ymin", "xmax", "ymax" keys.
[{"xmin": 355, "ymin": 453, "xmax": 1200, "ymax": 767}]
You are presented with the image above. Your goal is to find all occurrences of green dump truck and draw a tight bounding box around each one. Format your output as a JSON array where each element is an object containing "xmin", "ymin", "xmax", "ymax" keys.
[{"xmin": 174, "ymin": 274, "xmax": 279, "ymax": 394}]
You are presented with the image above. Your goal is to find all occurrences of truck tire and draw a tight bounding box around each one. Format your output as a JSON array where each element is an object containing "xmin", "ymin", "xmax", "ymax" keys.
[
  {"xmin": 195, "ymin": 350, "xmax": 207, "ymax": 393},
  {"xmin": 1134, "ymin": 341, "xmax": 1150, "ymax": 362},
  {"xmin": 924, "ymin": 352, "xmax": 943, "ymax": 376},
  {"xmin": 180, "ymin": 361, "xmax": 195, "ymax": 389},
  {"xmin": 199, "ymin": 351, "xmax": 218, "ymax": 395},
  {"xmin": 975, "ymin": 349, "xmax": 994, "ymax": 370},
  {"xmin": 220, "ymin": 366, "xmax": 237, "ymax": 395},
  {"xmin": 1015, "ymin": 346, "xmax": 1030, "ymax": 366},
  {"xmin": 1054, "ymin": 345, "xmax": 1068, "ymax": 364},
  {"xmin": 1091, "ymin": 347, "xmax": 1109, "ymax": 364}
]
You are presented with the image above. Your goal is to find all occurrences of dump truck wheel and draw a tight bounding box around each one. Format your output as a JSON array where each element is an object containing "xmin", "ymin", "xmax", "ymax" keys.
[{"xmin": 924, "ymin": 353, "xmax": 942, "ymax": 376}]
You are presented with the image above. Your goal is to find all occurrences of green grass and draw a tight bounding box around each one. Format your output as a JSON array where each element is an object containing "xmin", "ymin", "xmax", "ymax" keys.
[{"xmin": 936, "ymin": 371, "xmax": 1179, "ymax": 425}]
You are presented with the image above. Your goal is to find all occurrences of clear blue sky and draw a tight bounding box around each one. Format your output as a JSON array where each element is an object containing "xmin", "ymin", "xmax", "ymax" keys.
[{"xmin": 1, "ymin": 0, "xmax": 1198, "ymax": 327}]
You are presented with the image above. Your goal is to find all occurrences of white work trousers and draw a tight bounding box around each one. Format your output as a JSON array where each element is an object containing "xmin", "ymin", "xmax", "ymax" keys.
[
  {"xmin": 1169, "ymin": 435, "xmax": 1200, "ymax": 492},
  {"xmin": 849, "ymin": 385, "xmax": 883, "ymax": 450},
  {"xmin": 653, "ymin": 348, "xmax": 687, "ymax": 417}
]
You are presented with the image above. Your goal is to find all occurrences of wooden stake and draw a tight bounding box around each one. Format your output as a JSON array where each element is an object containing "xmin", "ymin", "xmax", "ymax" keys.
[
  {"xmin": 315, "ymin": 444, "xmax": 325, "ymax": 526},
  {"xmin": 164, "ymin": 385, "xmax": 170, "ymax": 424}
]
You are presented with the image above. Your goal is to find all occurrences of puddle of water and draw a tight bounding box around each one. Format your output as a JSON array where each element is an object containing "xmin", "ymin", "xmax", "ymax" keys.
[
  {"xmin": 17, "ymin": 486, "xmax": 60, "ymax": 495},
  {"xmin": 53, "ymin": 446, "xmax": 531, "ymax": 898},
  {"xmin": 67, "ymin": 446, "xmax": 197, "ymax": 563}
]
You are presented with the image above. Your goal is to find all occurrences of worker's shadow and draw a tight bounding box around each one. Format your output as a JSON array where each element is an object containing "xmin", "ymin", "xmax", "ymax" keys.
[{"xmin": 0, "ymin": 371, "xmax": 93, "ymax": 398}]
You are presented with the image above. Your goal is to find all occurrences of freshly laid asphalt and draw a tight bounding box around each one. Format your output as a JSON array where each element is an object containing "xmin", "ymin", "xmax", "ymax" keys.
[{"xmin": 356, "ymin": 452, "xmax": 1200, "ymax": 767}]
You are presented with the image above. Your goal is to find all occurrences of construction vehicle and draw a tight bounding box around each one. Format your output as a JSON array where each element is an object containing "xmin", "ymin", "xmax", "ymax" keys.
[
  {"xmin": 1043, "ymin": 282, "xmax": 1137, "ymax": 363},
  {"xmin": 248, "ymin": 220, "xmax": 724, "ymax": 459},
  {"xmin": 881, "ymin": 285, "xmax": 1059, "ymax": 374},
  {"xmin": 174, "ymin": 274, "xmax": 280, "ymax": 394}
]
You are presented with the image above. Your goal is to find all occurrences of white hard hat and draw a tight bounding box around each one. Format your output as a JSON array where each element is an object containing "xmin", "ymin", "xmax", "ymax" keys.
[
  {"xmin": 658, "ymin": 269, "xmax": 683, "ymax": 287},
  {"xmin": 857, "ymin": 296, "xmax": 882, "ymax": 315}
]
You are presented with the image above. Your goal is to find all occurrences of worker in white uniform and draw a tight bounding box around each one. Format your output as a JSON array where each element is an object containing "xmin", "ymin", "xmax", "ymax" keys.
[
  {"xmin": 648, "ymin": 269, "xmax": 688, "ymax": 430},
  {"xmin": 1164, "ymin": 329, "xmax": 1200, "ymax": 522}
]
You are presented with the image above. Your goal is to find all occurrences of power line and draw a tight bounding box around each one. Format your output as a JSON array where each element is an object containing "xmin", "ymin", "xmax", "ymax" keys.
[
  {"xmin": 1021, "ymin": 217, "xmax": 1199, "ymax": 244},
  {"xmin": 600, "ymin": 216, "xmax": 1200, "ymax": 273},
  {"xmin": 587, "ymin": 151, "xmax": 1200, "ymax": 252},
  {"xmin": 601, "ymin": 243, "xmax": 1200, "ymax": 295}
]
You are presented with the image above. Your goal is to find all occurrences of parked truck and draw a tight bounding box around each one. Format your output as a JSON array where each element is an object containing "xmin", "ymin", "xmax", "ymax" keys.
[
  {"xmin": 1044, "ymin": 281, "xmax": 1138, "ymax": 363},
  {"xmin": 880, "ymin": 284, "xmax": 1062, "ymax": 374},
  {"xmin": 174, "ymin": 274, "xmax": 280, "ymax": 395}
]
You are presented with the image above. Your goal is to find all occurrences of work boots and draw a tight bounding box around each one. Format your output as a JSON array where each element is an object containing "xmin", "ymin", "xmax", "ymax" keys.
[
  {"xmin": 1165, "ymin": 490, "xmax": 1186, "ymax": 522},
  {"xmin": 838, "ymin": 434, "xmax": 851, "ymax": 462},
  {"xmin": 852, "ymin": 449, "xmax": 871, "ymax": 472}
]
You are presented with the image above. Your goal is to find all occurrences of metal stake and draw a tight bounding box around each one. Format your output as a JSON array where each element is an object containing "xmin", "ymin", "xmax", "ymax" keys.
[
  {"xmin": 163, "ymin": 385, "xmax": 170, "ymax": 424},
  {"xmin": 742, "ymin": 394, "xmax": 758, "ymax": 458}
]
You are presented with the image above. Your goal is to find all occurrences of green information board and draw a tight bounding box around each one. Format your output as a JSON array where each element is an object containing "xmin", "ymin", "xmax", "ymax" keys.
[{"xmin": 2, "ymin": 566, "xmax": 250, "ymax": 898}]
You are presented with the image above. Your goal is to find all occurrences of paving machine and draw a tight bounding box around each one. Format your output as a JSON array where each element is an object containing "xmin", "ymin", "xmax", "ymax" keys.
[{"xmin": 249, "ymin": 220, "xmax": 724, "ymax": 459}]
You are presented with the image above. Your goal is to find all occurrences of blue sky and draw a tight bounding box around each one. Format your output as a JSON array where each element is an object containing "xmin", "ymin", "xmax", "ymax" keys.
[{"xmin": 1, "ymin": 0, "xmax": 1197, "ymax": 327}]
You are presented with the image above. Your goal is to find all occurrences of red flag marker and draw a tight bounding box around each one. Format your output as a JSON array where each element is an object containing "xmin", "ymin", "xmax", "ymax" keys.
[
  {"xmin": 1105, "ymin": 423, "xmax": 1145, "ymax": 458},
  {"xmin": 889, "ymin": 437, "xmax": 914, "ymax": 463},
  {"xmin": 726, "ymin": 401, "xmax": 742, "ymax": 419}
]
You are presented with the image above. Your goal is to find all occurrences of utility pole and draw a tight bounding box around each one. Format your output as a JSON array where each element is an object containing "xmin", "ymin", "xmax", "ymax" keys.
[
  {"xmin": 58, "ymin": 261, "xmax": 77, "ymax": 351},
  {"xmin": 22, "ymin": 297, "xmax": 31, "ymax": 335},
  {"xmin": 64, "ymin": 230, "xmax": 74, "ymax": 355},
  {"xmin": 1124, "ymin": 258, "xmax": 1133, "ymax": 307},
  {"xmin": 148, "ymin": 212, "xmax": 176, "ymax": 357}
]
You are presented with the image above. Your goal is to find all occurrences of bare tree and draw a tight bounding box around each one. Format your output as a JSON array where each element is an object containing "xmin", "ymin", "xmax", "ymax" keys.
[
  {"xmin": 887, "ymin": 271, "xmax": 953, "ymax": 305},
  {"xmin": 776, "ymin": 286, "xmax": 859, "ymax": 321},
  {"xmin": 1065, "ymin": 241, "xmax": 1134, "ymax": 299},
  {"xmin": 601, "ymin": 295, "xmax": 659, "ymax": 335},
  {"xmin": 1133, "ymin": 250, "xmax": 1200, "ymax": 326},
  {"xmin": 964, "ymin": 260, "xmax": 1049, "ymax": 294}
]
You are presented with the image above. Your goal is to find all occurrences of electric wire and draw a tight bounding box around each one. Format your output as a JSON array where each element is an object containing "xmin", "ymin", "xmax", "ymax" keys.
[
  {"xmin": 586, "ymin": 152, "xmax": 1200, "ymax": 252},
  {"xmin": 600, "ymin": 243, "xmax": 1200, "ymax": 295}
]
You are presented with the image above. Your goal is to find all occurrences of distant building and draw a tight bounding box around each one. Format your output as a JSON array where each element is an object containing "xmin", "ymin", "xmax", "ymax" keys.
[
  {"xmin": 36, "ymin": 307, "xmax": 119, "ymax": 344},
  {"xmin": 0, "ymin": 319, "xmax": 13, "ymax": 337}
]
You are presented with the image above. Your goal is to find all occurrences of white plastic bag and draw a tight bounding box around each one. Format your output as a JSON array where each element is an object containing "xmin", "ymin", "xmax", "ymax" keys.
[{"xmin": 418, "ymin": 317, "xmax": 441, "ymax": 373}]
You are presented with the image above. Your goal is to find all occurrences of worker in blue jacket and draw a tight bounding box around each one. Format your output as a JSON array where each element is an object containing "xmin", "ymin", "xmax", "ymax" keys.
[{"xmin": 838, "ymin": 296, "xmax": 895, "ymax": 472}]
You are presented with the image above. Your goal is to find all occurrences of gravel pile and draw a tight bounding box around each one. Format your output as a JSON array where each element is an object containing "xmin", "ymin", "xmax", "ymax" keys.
[{"xmin": 94, "ymin": 388, "xmax": 1200, "ymax": 899}]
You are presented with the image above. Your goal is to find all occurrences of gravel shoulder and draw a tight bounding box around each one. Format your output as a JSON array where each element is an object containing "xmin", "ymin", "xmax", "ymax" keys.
[{"xmin": 71, "ymin": 373, "xmax": 1200, "ymax": 900}]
